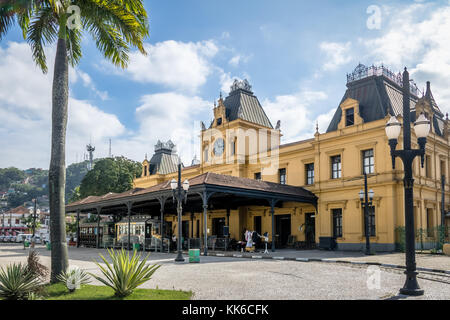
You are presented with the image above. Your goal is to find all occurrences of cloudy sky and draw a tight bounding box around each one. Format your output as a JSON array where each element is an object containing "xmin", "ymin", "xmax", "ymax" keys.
[{"xmin": 1, "ymin": 0, "xmax": 450, "ymax": 169}]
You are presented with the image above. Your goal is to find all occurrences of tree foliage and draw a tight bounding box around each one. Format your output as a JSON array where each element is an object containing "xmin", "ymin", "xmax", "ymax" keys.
[
  {"xmin": 65, "ymin": 160, "xmax": 92, "ymax": 202},
  {"xmin": 22, "ymin": 213, "xmax": 42, "ymax": 230},
  {"xmin": 78, "ymin": 157, "xmax": 142, "ymax": 199},
  {"xmin": 0, "ymin": 167, "xmax": 26, "ymax": 190},
  {"xmin": 66, "ymin": 215, "xmax": 77, "ymax": 234},
  {"xmin": 7, "ymin": 192, "xmax": 30, "ymax": 208}
]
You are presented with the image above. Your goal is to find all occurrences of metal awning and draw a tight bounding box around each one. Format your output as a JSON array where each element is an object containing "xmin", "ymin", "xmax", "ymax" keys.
[
  {"xmin": 66, "ymin": 172, "xmax": 318, "ymax": 215},
  {"xmin": 66, "ymin": 172, "xmax": 318, "ymax": 253}
]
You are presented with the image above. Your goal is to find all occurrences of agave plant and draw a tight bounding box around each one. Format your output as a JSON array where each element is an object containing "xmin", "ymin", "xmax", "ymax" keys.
[
  {"xmin": 91, "ymin": 249, "xmax": 160, "ymax": 297},
  {"xmin": 57, "ymin": 266, "xmax": 91, "ymax": 292},
  {"xmin": 0, "ymin": 263, "xmax": 41, "ymax": 300}
]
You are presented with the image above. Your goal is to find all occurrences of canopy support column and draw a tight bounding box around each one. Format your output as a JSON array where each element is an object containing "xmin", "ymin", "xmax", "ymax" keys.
[
  {"xmin": 76, "ymin": 210, "xmax": 80, "ymax": 248},
  {"xmin": 199, "ymin": 191, "xmax": 215, "ymax": 256},
  {"xmin": 190, "ymin": 210, "xmax": 194, "ymax": 239},
  {"xmin": 126, "ymin": 201, "xmax": 132, "ymax": 251},
  {"xmin": 268, "ymin": 199, "xmax": 278, "ymax": 252},
  {"xmin": 96, "ymin": 207, "xmax": 101, "ymax": 249},
  {"xmin": 157, "ymin": 196, "xmax": 167, "ymax": 253}
]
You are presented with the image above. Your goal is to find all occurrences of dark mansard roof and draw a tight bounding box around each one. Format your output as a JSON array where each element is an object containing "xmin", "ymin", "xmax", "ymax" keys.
[
  {"xmin": 213, "ymin": 79, "xmax": 273, "ymax": 129},
  {"xmin": 326, "ymin": 64, "xmax": 444, "ymax": 136},
  {"xmin": 147, "ymin": 140, "xmax": 181, "ymax": 175}
]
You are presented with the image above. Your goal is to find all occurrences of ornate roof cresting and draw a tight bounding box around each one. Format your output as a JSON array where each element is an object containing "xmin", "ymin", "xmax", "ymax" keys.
[
  {"xmin": 346, "ymin": 64, "xmax": 420, "ymax": 96},
  {"xmin": 230, "ymin": 79, "xmax": 252, "ymax": 94},
  {"xmin": 155, "ymin": 140, "xmax": 176, "ymax": 153}
]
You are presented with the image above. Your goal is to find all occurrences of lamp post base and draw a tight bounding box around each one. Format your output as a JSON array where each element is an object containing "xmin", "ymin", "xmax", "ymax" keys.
[
  {"xmin": 399, "ymin": 273, "xmax": 424, "ymax": 296},
  {"xmin": 400, "ymin": 288, "xmax": 425, "ymax": 296},
  {"xmin": 175, "ymin": 252, "xmax": 185, "ymax": 262}
]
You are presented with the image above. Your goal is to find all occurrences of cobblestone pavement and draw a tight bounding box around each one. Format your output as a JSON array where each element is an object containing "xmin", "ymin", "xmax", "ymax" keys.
[
  {"xmin": 0, "ymin": 244, "xmax": 448, "ymax": 300},
  {"xmin": 214, "ymin": 248, "xmax": 450, "ymax": 272}
]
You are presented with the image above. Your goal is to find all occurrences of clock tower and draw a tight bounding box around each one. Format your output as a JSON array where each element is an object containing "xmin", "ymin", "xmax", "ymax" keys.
[{"xmin": 200, "ymin": 79, "xmax": 281, "ymax": 179}]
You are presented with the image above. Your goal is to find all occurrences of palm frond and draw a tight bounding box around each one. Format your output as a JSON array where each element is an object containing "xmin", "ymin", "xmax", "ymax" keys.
[
  {"xmin": 78, "ymin": 0, "xmax": 149, "ymax": 66},
  {"xmin": 66, "ymin": 26, "xmax": 82, "ymax": 67},
  {"xmin": 84, "ymin": 18, "xmax": 130, "ymax": 68},
  {"xmin": 26, "ymin": 5, "xmax": 58, "ymax": 73}
]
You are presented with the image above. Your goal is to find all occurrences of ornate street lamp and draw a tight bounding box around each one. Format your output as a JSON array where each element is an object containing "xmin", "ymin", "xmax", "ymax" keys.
[
  {"xmin": 170, "ymin": 160, "xmax": 189, "ymax": 262},
  {"xmin": 385, "ymin": 68, "xmax": 430, "ymax": 296},
  {"xmin": 359, "ymin": 174, "xmax": 374, "ymax": 255},
  {"xmin": 32, "ymin": 198, "xmax": 37, "ymax": 238}
]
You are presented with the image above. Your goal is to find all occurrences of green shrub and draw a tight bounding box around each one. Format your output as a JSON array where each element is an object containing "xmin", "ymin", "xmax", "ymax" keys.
[
  {"xmin": 395, "ymin": 226, "xmax": 406, "ymax": 253},
  {"xmin": 436, "ymin": 225, "xmax": 446, "ymax": 251},
  {"xmin": 416, "ymin": 228, "xmax": 426, "ymax": 252},
  {"xmin": 90, "ymin": 249, "xmax": 160, "ymax": 297},
  {"xmin": 0, "ymin": 263, "xmax": 41, "ymax": 300},
  {"xmin": 57, "ymin": 266, "xmax": 91, "ymax": 292}
]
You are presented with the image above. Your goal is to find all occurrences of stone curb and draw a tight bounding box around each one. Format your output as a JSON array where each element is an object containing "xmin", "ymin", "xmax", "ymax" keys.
[{"xmin": 205, "ymin": 252, "xmax": 450, "ymax": 274}]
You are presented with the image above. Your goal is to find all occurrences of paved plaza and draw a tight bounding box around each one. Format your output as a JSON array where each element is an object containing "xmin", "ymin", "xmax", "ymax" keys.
[{"xmin": 0, "ymin": 244, "xmax": 449, "ymax": 300}]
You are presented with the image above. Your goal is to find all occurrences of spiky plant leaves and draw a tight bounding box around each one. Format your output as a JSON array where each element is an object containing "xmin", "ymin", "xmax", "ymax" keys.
[
  {"xmin": 0, "ymin": 263, "xmax": 41, "ymax": 300},
  {"xmin": 90, "ymin": 248, "xmax": 160, "ymax": 297},
  {"xmin": 56, "ymin": 266, "xmax": 91, "ymax": 292}
]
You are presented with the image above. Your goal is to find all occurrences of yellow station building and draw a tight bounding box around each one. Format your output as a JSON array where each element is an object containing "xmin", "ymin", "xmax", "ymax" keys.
[
  {"xmin": 68, "ymin": 64, "xmax": 450, "ymax": 252},
  {"xmin": 130, "ymin": 65, "xmax": 450, "ymax": 252}
]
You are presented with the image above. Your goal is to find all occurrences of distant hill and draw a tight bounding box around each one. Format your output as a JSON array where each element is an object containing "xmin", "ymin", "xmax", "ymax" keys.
[{"xmin": 0, "ymin": 160, "xmax": 96, "ymax": 209}]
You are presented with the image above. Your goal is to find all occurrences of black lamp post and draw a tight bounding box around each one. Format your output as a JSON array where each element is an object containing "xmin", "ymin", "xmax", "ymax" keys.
[
  {"xmin": 32, "ymin": 198, "xmax": 37, "ymax": 237},
  {"xmin": 359, "ymin": 173, "xmax": 374, "ymax": 255},
  {"xmin": 170, "ymin": 161, "xmax": 189, "ymax": 263},
  {"xmin": 385, "ymin": 68, "xmax": 429, "ymax": 296}
]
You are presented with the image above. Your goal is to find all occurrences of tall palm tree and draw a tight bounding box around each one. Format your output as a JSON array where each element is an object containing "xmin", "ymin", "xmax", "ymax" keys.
[{"xmin": 0, "ymin": 0, "xmax": 149, "ymax": 282}]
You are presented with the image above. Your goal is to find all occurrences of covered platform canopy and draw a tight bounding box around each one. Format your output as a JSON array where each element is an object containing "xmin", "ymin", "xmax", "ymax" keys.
[{"xmin": 66, "ymin": 172, "xmax": 318, "ymax": 254}]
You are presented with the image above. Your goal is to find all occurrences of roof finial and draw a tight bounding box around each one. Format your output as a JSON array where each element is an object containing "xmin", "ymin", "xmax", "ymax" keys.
[
  {"xmin": 145, "ymin": 153, "xmax": 147, "ymax": 160},
  {"xmin": 316, "ymin": 121, "xmax": 319, "ymax": 133},
  {"xmin": 219, "ymin": 91, "xmax": 223, "ymax": 100}
]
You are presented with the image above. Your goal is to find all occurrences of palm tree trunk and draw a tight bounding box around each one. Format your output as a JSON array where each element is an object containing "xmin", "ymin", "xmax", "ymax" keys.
[{"xmin": 49, "ymin": 34, "xmax": 69, "ymax": 282}]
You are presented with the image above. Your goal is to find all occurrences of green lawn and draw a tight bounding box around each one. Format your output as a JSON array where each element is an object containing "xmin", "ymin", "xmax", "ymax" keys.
[{"xmin": 44, "ymin": 283, "xmax": 192, "ymax": 300}]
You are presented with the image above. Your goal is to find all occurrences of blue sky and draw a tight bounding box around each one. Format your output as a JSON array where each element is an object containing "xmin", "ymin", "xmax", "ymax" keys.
[{"xmin": 1, "ymin": 0, "xmax": 450, "ymax": 168}]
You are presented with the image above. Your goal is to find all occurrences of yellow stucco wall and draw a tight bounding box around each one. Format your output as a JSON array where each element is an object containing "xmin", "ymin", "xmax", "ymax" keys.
[{"xmin": 134, "ymin": 97, "xmax": 450, "ymax": 250}]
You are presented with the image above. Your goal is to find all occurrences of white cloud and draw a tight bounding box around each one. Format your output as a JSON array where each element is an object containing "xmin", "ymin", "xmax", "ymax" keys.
[
  {"xmin": 263, "ymin": 90, "xmax": 328, "ymax": 143},
  {"xmin": 219, "ymin": 71, "xmax": 243, "ymax": 94},
  {"xmin": 229, "ymin": 55, "xmax": 241, "ymax": 67},
  {"xmin": 315, "ymin": 108, "xmax": 336, "ymax": 134},
  {"xmin": 363, "ymin": 3, "xmax": 450, "ymax": 111},
  {"xmin": 112, "ymin": 92, "xmax": 211, "ymax": 165},
  {"xmin": 72, "ymin": 69, "xmax": 109, "ymax": 101},
  {"xmin": 124, "ymin": 40, "xmax": 219, "ymax": 93},
  {"xmin": 319, "ymin": 41, "xmax": 352, "ymax": 71},
  {"xmin": 0, "ymin": 42, "xmax": 124, "ymax": 169},
  {"xmin": 228, "ymin": 54, "xmax": 251, "ymax": 67}
]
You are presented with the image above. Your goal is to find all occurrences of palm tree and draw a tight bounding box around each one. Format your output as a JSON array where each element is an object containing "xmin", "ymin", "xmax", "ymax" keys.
[{"xmin": 0, "ymin": 0, "xmax": 149, "ymax": 282}]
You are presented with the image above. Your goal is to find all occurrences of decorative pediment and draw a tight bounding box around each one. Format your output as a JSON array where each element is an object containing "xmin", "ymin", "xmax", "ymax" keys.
[
  {"xmin": 337, "ymin": 98, "xmax": 364, "ymax": 129},
  {"xmin": 325, "ymin": 200, "xmax": 348, "ymax": 211}
]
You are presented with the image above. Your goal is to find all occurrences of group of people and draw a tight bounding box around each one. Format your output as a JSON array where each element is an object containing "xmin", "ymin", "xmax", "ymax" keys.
[
  {"xmin": 168, "ymin": 228, "xmax": 269, "ymax": 252},
  {"xmin": 237, "ymin": 228, "xmax": 268, "ymax": 252}
]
